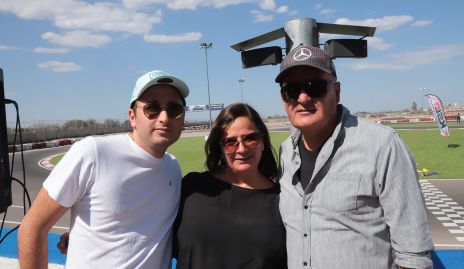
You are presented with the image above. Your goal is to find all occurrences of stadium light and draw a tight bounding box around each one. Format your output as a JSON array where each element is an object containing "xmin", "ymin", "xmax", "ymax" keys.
[
  {"xmin": 231, "ymin": 17, "xmax": 376, "ymax": 69},
  {"xmin": 419, "ymin": 88, "xmax": 426, "ymax": 111},
  {"xmin": 200, "ymin": 42, "xmax": 213, "ymax": 128},
  {"xmin": 238, "ymin": 78, "xmax": 245, "ymax": 103}
]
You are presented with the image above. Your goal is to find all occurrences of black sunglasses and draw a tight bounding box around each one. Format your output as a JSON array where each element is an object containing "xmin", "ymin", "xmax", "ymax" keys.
[
  {"xmin": 221, "ymin": 132, "xmax": 261, "ymax": 153},
  {"xmin": 280, "ymin": 79, "xmax": 337, "ymax": 103},
  {"xmin": 134, "ymin": 100, "xmax": 185, "ymax": 119}
]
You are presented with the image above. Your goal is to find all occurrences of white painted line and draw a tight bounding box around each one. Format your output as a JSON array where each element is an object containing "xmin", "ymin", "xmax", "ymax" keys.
[
  {"xmin": 454, "ymin": 220, "xmax": 464, "ymax": 224},
  {"xmin": 432, "ymin": 211, "xmax": 445, "ymax": 215},
  {"xmin": 0, "ymin": 258, "xmax": 64, "ymax": 269},
  {"xmin": 448, "ymin": 214, "xmax": 461, "ymax": 218},
  {"xmin": 449, "ymin": 229, "xmax": 464, "ymax": 234},
  {"xmin": 443, "ymin": 223, "xmax": 458, "ymax": 227},
  {"xmin": 456, "ymin": 237, "xmax": 464, "ymax": 242},
  {"xmin": 434, "ymin": 243, "xmax": 464, "ymax": 247},
  {"xmin": 427, "ymin": 207, "xmax": 440, "ymax": 210},
  {"xmin": 437, "ymin": 217, "xmax": 451, "ymax": 220}
]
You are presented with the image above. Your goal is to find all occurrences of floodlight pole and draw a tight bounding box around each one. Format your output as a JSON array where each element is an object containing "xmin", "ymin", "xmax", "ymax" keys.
[
  {"xmin": 201, "ymin": 42, "xmax": 213, "ymax": 128},
  {"xmin": 238, "ymin": 78, "xmax": 245, "ymax": 103},
  {"xmin": 419, "ymin": 88, "xmax": 426, "ymax": 111}
]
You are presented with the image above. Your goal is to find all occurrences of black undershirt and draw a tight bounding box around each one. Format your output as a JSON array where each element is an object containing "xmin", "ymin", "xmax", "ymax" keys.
[
  {"xmin": 173, "ymin": 171, "xmax": 287, "ymax": 269},
  {"xmin": 298, "ymin": 137, "xmax": 318, "ymax": 190}
]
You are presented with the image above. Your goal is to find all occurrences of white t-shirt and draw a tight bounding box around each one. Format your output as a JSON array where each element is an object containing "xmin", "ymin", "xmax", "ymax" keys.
[{"xmin": 43, "ymin": 134, "xmax": 182, "ymax": 269}]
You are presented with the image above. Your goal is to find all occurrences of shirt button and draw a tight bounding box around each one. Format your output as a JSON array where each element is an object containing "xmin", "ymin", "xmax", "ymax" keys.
[
  {"xmin": 303, "ymin": 262, "xmax": 308, "ymax": 266},
  {"xmin": 304, "ymin": 205, "xmax": 308, "ymax": 209},
  {"xmin": 304, "ymin": 233, "xmax": 307, "ymax": 237}
]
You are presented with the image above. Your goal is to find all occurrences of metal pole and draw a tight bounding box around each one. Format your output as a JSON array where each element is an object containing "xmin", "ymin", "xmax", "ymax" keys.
[
  {"xmin": 0, "ymin": 67, "xmax": 13, "ymax": 212},
  {"xmin": 238, "ymin": 78, "xmax": 245, "ymax": 103},
  {"xmin": 419, "ymin": 88, "xmax": 425, "ymax": 111},
  {"xmin": 200, "ymin": 43, "xmax": 213, "ymax": 128}
]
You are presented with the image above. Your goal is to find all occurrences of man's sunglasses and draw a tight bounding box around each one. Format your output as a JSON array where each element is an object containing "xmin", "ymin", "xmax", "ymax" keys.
[
  {"xmin": 134, "ymin": 100, "xmax": 185, "ymax": 119},
  {"xmin": 221, "ymin": 132, "xmax": 261, "ymax": 153},
  {"xmin": 280, "ymin": 79, "xmax": 337, "ymax": 103}
]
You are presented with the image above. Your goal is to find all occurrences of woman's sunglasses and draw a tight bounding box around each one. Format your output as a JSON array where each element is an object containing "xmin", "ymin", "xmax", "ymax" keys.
[
  {"xmin": 221, "ymin": 132, "xmax": 261, "ymax": 153},
  {"xmin": 134, "ymin": 100, "xmax": 185, "ymax": 119},
  {"xmin": 280, "ymin": 79, "xmax": 337, "ymax": 103}
]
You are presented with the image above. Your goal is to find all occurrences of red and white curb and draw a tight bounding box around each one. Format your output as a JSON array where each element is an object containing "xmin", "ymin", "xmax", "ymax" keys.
[{"xmin": 38, "ymin": 154, "xmax": 62, "ymax": 171}]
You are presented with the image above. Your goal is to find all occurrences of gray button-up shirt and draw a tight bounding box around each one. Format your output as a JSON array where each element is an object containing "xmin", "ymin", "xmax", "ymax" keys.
[{"xmin": 278, "ymin": 105, "xmax": 433, "ymax": 269}]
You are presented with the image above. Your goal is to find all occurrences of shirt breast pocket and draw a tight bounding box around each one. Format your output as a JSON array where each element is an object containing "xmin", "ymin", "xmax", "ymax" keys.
[{"xmin": 316, "ymin": 173, "xmax": 362, "ymax": 212}]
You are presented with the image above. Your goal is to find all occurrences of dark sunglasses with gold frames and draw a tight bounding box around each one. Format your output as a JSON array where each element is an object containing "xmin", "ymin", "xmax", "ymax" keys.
[{"xmin": 133, "ymin": 100, "xmax": 185, "ymax": 119}]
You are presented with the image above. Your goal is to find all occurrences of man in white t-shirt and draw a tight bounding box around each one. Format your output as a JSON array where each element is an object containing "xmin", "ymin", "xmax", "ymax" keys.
[{"xmin": 18, "ymin": 70, "xmax": 189, "ymax": 269}]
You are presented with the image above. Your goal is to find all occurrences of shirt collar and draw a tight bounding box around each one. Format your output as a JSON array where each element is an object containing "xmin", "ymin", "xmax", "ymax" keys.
[{"xmin": 290, "ymin": 104, "xmax": 350, "ymax": 149}]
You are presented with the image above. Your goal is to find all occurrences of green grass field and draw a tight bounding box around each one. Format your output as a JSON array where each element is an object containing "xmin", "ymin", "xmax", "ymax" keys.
[
  {"xmin": 169, "ymin": 131, "xmax": 290, "ymax": 175},
  {"xmin": 397, "ymin": 129, "xmax": 464, "ymax": 179},
  {"xmin": 386, "ymin": 122, "xmax": 461, "ymax": 128},
  {"xmin": 49, "ymin": 128, "xmax": 464, "ymax": 179}
]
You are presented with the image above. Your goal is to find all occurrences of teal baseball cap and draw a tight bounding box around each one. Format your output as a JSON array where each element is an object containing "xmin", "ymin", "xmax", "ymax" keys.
[{"xmin": 130, "ymin": 70, "xmax": 189, "ymax": 106}]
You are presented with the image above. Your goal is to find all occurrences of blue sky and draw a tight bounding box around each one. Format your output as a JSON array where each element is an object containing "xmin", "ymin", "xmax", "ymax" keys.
[{"xmin": 1, "ymin": 0, "xmax": 463, "ymax": 126}]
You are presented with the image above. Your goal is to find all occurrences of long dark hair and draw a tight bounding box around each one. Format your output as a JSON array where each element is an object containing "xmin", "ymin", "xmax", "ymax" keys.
[{"xmin": 205, "ymin": 103, "xmax": 277, "ymax": 180}]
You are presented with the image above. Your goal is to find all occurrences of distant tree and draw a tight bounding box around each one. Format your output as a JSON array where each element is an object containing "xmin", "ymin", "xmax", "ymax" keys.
[
  {"xmin": 62, "ymin": 119, "xmax": 88, "ymax": 130},
  {"xmin": 31, "ymin": 122, "xmax": 61, "ymax": 131},
  {"xmin": 103, "ymin": 119, "xmax": 120, "ymax": 128},
  {"xmin": 122, "ymin": 120, "xmax": 131, "ymax": 129},
  {"xmin": 86, "ymin": 119, "xmax": 97, "ymax": 129},
  {"xmin": 411, "ymin": 101, "xmax": 417, "ymax": 112}
]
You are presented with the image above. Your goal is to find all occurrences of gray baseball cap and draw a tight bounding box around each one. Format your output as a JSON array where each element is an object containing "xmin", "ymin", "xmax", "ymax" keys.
[{"xmin": 275, "ymin": 45, "xmax": 336, "ymax": 83}]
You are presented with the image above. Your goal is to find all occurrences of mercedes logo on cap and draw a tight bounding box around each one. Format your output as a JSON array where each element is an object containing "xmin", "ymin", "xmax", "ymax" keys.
[{"xmin": 293, "ymin": 48, "xmax": 312, "ymax": 61}]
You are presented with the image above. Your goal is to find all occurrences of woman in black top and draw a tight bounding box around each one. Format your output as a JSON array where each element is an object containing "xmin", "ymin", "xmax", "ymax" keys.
[{"xmin": 173, "ymin": 103, "xmax": 287, "ymax": 269}]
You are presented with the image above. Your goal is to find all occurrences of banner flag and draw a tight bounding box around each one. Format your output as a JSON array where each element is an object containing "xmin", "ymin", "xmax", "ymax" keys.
[
  {"xmin": 185, "ymin": 104, "xmax": 224, "ymax": 112},
  {"xmin": 209, "ymin": 103, "xmax": 224, "ymax": 111},
  {"xmin": 425, "ymin": 94, "xmax": 450, "ymax": 136},
  {"xmin": 185, "ymin": 105, "xmax": 208, "ymax": 112}
]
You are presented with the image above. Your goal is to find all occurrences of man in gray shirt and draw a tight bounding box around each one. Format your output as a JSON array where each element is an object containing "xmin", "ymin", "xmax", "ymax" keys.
[{"xmin": 276, "ymin": 45, "xmax": 433, "ymax": 268}]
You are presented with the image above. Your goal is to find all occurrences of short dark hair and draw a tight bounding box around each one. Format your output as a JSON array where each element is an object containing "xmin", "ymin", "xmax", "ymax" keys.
[{"xmin": 205, "ymin": 103, "xmax": 278, "ymax": 180}]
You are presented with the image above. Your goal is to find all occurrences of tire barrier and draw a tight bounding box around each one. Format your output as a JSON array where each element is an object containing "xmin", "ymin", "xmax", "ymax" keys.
[{"xmin": 9, "ymin": 138, "xmax": 80, "ymax": 152}]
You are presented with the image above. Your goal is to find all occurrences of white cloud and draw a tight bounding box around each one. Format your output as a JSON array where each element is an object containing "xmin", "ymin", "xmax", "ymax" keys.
[
  {"xmin": 144, "ymin": 32, "xmax": 202, "ymax": 43},
  {"xmin": 335, "ymin": 15, "xmax": 414, "ymax": 32},
  {"xmin": 288, "ymin": 10, "xmax": 298, "ymax": 16},
  {"xmin": 348, "ymin": 44, "xmax": 464, "ymax": 70},
  {"xmin": 122, "ymin": 0, "xmax": 161, "ymax": 9},
  {"xmin": 42, "ymin": 31, "xmax": 112, "ymax": 48},
  {"xmin": 125, "ymin": 0, "xmax": 251, "ymax": 10},
  {"xmin": 0, "ymin": 0, "xmax": 162, "ymax": 35},
  {"xmin": 275, "ymin": 5, "xmax": 288, "ymax": 14},
  {"xmin": 34, "ymin": 47, "xmax": 70, "ymax": 54},
  {"xmin": 320, "ymin": 8, "xmax": 336, "ymax": 15},
  {"xmin": 316, "ymin": 4, "xmax": 336, "ymax": 15},
  {"xmin": 320, "ymin": 34, "xmax": 392, "ymax": 51},
  {"xmin": 412, "ymin": 20, "xmax": 432, "ymax": 27},
  {"xmin": 0, "ymin": 44, "xmax": 22, "ymax": 51},
  {"xmin": 251, "ymin": 10, "xmax": 273, "ymax": 22},
  {"xmin": 260, "ymin": 0, "xmax": 275, "ymax": 11},
  {"xmin": 38, "ymin": 61, "xmax": 82, "ymax": 72},
  {"xmin": 367, "ymin": 37, "xmax": 393, "ymax": 51}
]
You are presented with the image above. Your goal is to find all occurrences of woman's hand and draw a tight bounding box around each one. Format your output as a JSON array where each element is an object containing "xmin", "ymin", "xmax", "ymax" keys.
[{"xmin": 56, "ymin": 232, "xmax": 69, "ymax": 254}]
